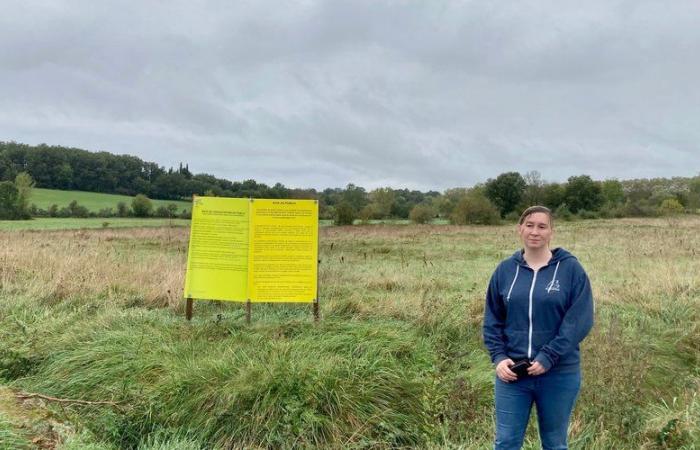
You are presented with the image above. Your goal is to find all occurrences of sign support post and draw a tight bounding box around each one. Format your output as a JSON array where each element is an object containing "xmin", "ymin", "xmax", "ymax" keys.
[
  {"xmin": 186, "ymin": 298, "xmax": 193, "ymax": 321},
  {"xmin": 313, "ymin": 232, "xmax": 320, "ymax": 322}
]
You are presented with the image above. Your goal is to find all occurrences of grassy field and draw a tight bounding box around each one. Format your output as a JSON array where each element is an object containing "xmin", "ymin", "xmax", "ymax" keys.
[
  {"xmin": 30, "ymin": 188, "xmax": 191, "ymax": 213},
  {"xmin": 0, "ymin": 218, "xmax": 698, "ymax": 449},
  {"xmin": 0, "ymin": 218, "xmax": 191, "ymax": 231}
]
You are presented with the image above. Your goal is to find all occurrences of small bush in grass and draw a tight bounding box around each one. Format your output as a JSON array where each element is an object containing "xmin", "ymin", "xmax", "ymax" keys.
[
  {"xmin": 577, "ymin": 209, "xmax": 600, "ymax": 220},
  {"xmin": 658, "ymin": 198, "xmax": 684, "ymax": 216},
  {"xmin": 98, "ymin": 207, "xmax": 115, "ymax": 217},
  {"xmin": 117, "ymin": 201, "xmax": 130, "ymax": 217},
  {"xmin": 155, "ymin": 203, "xmax": 180, "ymax": 218},
  {"xmin": 154, "ymin": 206, "xmax": 169, "ymax": 218},
  {"xmin": 409, "ymin": 203, "xmax": 436, "ymax": 224},
  {"xmin": 54, "ymin": 200, "xmax": 89, "ymax": 218},
  {"xmin": 132, "ymin": 194, "xmax": 153, "ymax": 218},
  {"xmin": 623, "ymin": 199, "xmax": 658, "ymax": 217},
  {"xmin": 449, "ymin": 191, "xmax": 500, "ymax": 225},
  {"xmin": 599, "ymin": 202, "xmax": 626, "ymax": 218},
  {"xmin": 503, "ymin": 210, "xmax": 520, "ymax": 222},
  {"xmin": 554, "ymin": 203, "xmax": 574, "ymax": 221},
  {"xmin": 334, "ymin": 202, "xmax": 355, "ymax": 225},
  {"xmin": 357, "ymin": 203, "xmax": 378, "ymax": 223}
]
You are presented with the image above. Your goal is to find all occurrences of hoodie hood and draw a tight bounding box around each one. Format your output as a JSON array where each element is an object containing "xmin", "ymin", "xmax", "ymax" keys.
[{"xmin": 510, "ymin": 247, "xmax": 575, "ymax": 267}]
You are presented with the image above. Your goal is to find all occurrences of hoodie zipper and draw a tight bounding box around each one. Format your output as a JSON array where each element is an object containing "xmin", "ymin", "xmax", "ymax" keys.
[{"xmin": 527, "ymin": 269, "xmax": 538, "ymax": 360}]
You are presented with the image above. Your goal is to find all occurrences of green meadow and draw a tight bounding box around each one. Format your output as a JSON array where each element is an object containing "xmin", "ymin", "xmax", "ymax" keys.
[
  {"xmin": 30, "ymin": 188, "xmax": 191, "ymax": 213},
  {"xmin": 0, "ymin": 218, "xmax": 698, "ymax": 449},
  {"xmin": 0, "ymin": 218, "xmax": 190, "ymax": 231}
]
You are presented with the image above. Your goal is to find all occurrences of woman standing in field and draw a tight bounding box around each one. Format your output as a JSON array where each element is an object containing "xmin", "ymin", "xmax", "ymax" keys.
[{"xmin": 483, "ymin": 205, "xmax": 594, "ymax": 450}]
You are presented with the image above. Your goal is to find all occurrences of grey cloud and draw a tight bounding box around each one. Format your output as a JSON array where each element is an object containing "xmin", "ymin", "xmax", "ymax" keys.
[{"xmin": 1, "ymin": 0, "xmax": 699, "ymax": 191}]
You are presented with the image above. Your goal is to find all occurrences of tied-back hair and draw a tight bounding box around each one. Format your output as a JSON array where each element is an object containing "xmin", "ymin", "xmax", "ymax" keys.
[{"xmin": 518, "ymin": 205, "xmax": 553, "ymax": 226}]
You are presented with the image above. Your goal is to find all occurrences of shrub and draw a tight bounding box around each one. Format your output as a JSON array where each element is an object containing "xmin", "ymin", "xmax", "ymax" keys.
[
  {"xmin": 577, "ymin": 209, "xmax": 600, "ymax": 220},
  {"xmin": 623, "ymin": 199, "xmax": 658, "ymax": 217},
  {"xmin": 117, "ymin": 201, "xmax": 130, "ymax": 217},
  {"xmin": 357, "ymin": 204, "xmax": 378, "ymax": 223},
  {"xmin": 98, "ymin": 208, "xmax": 115, "ymax": 217},
  {"xmin": 132, "ymin": 194, "xmax": 153, "ymax": 218},
  {"xmin": 409, "ymin": 204, "xmax": 436, "ymax": 224},
  {"xmin": 504, "ymin": 210, "xmax": 520, "ymax": 223},
  {"xmin": 29, "ymin": 203, "xmax": 47, "ymax": 217},
  {"xmin": 449, "ymin": 191, "xmax": 500, "ymax": 225},
  {"xmin": 599, "ymin": 202, "xmax": 626, "ymax": 219},
  {"xmin": 155, "ymin": 206, "xmax": 170, "ymax": 218},
  {"xmin": 67, "ymin": 200, "xmax": 89, "ymax": 218},
  {"xmin": 154, "ymin": 204, "xmax": 181, "ymax": 218},
  {"xmin": 554, "ymin": 204, "xmax": 574, "ymax": 221},
  {"xmin": 14, "ymin": 172, "xmax": 34, "ymax": 219},
  {"xmin": 658, "ymin": 198, "xmax": 684, "ymax": 216},
  {"xmin": 334, "ymin": 202, "xmax": 355, "ymax": 226},
  {"xmin": 166, "ymin": 203, "xmax": 179, "ymax": 217},
  {"xmin": 0, "ymin": 181, "xmax": 29, "ymax": 220}
]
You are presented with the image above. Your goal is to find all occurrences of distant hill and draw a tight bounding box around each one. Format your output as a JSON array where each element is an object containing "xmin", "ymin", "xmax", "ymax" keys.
[
  {"xmin": 0, "ymin": 141, "xmax": 295, "ymax": 201},
  {"xmin": 30, "ymin": 188, "xmax": 191, "ymax": 214}
]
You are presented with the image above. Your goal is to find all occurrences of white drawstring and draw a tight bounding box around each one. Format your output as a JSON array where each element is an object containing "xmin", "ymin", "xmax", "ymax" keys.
[{"xmin": 506, "ymin": 264, "xmax": 520, "ymax": 302}]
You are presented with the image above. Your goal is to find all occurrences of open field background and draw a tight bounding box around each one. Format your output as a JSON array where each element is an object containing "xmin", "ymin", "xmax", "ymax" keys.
[
  {"xmin": 0, "ymin": 218, "xmax": 698, "ymax": 449},
  {"xmin": 0, "ymin": 218, "xmax": 191, "ymax": 231},
  {"xmin": 30, "ymin": 189, "xmax": 192, "ymax": 213}
]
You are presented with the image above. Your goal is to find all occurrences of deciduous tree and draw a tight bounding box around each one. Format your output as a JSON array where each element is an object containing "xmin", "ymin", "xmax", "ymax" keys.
[
  {"xmin": 564, "ymin": 175, "xmax": 603, "ymax": 213},
  {"xmin": 0, "ymin": 181, "xmax": 20, "ymax": 219},
  {"xmin": 485, "ymin": 172, "xmax": 526, "ymax": 217}
]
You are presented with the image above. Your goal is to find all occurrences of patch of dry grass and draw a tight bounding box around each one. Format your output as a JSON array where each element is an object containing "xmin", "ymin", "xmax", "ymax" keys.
[{"xmin": 0, "ymin": 228, "xmax": 189, "ymax": 310}]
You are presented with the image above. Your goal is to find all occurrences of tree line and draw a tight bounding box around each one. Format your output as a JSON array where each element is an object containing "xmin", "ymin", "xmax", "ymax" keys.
[
  {"xmin": 0, "ymin": 141, "xmax": 292, "ymax": 200},
  {"xmin": 0, "ymin": 141, "xmax": 698, "ymax": 223}
]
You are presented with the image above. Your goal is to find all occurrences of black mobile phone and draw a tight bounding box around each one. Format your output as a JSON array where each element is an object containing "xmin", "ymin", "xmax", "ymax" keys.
[{"xmin": 509, "ymin": 359, "xmax": 531, "ymax": 378}]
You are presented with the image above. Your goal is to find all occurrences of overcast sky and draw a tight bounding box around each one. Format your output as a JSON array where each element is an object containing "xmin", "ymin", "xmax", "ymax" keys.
[{"xmin": 1, "ymin": 1, "xmax": 698, "ymax": 191}]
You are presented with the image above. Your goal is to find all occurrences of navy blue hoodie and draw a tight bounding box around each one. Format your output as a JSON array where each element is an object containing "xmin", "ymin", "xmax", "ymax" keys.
[{"xmin": 483, "ymin": 248, "xmax": 594, "ymax": 373}]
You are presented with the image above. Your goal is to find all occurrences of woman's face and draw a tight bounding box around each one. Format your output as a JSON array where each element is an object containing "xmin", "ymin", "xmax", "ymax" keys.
[{"xmin": 518, "ymin": 212, "xmax": 553, "ymax": 250}]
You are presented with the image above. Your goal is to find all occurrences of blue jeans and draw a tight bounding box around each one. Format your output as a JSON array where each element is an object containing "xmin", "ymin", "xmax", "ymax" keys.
[{"xmin": 494, "ymin": 370, "xmax": 581, "ymax": 450}]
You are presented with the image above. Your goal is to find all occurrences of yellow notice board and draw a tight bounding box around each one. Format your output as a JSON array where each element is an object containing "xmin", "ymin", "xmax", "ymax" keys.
[
  {"xmin": 184, "ymin": 197, "xmax": 318, "ymax": 303},
  {"xmin": 184, "ymin": 197, "xmax": 249, "ymax": 301},
  {"xmin": 248, "ymin": 199, "xmax": 318, "ymax": 302}
]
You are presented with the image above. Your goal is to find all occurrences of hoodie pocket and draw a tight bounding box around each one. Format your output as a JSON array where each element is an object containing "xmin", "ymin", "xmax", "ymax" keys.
[
  {"xmin": 504, "ymin": 329, "xmax": 529, "ymax": 359},
  {"xmin": 531, "ymin": 329, "xmax": 557, "ymax": 353}
]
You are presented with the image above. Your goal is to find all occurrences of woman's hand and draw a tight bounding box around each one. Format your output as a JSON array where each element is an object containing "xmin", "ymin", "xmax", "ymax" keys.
[
  {"xmin": 496, "ymin": 359, "xmax": 518, "ymax": 382},
  {"xmin": 527, "ymin": 361, "xmax": 546, "ymax": 376}
]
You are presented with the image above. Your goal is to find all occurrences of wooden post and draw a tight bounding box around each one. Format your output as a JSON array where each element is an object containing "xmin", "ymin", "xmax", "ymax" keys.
[
  {"xmin": 246, "ymin": 300, "xmax": 251, "ymax": 324},
  {"xmin": 313, "ymin": 201, "xmax": 320, "ymax": 323},
  {"xmin": 186, "ymin": 298, "xmax": 193, "ymax": 321}
]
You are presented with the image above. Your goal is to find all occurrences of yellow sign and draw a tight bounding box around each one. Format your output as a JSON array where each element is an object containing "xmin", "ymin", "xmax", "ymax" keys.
[
  {"xmin": 184, "ymin": 197, "xmax": 318, "ymax": 303},
  {"xmin": 184, "ymin": 197, "xmax": 249, "ymax": 301},
  {"xmin": 248, "ymin": 199, "xmax": 318, "ymax": 302}
]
